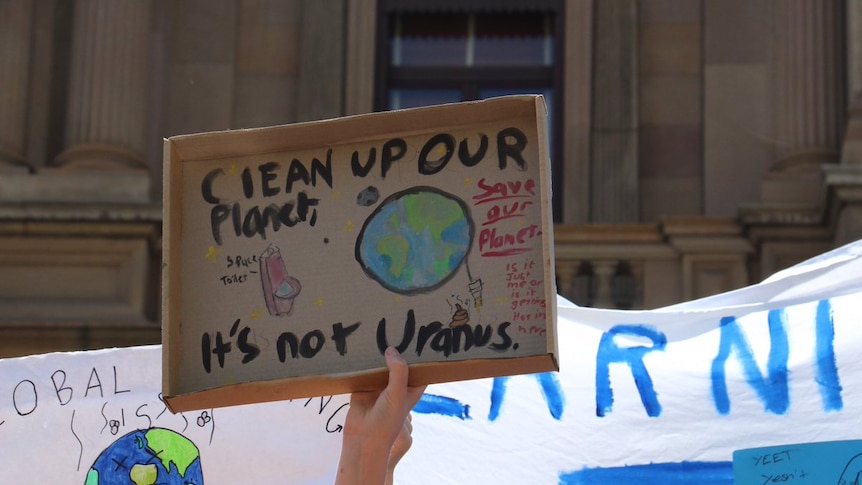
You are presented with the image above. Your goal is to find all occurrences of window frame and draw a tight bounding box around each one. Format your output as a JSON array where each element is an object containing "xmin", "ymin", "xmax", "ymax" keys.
[{"xmin": 374, "ymin": 0, "xmax": 566, "ymax": 220}]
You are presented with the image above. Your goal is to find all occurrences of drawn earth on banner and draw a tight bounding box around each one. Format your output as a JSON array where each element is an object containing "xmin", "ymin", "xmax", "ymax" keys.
[{"xmin": 3, "ymin": 241, "xmax": 862, "ymax": 484}]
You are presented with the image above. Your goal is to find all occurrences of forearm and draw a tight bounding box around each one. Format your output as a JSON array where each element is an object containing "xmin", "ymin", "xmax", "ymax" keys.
[
  {"xmin": 334, "ymin": 348, "xmax": 423, "ymax": 485},
  {"xmin": 334, "ymin": 438, "xmax": 391, "ymax": 485}
]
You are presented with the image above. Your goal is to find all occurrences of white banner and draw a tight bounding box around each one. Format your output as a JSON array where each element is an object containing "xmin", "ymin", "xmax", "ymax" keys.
[{"xmin": 4, "ymin": 240, "xmax": 862, "ymax": 484}]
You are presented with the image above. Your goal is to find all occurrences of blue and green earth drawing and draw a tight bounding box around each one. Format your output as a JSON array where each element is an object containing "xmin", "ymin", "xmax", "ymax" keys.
[
  {"xmin": 85, "ymin": 428, "xmax": 203, "ymax": 485},
  {"xmin": 356, "ymin": 187, "xmax": 474, "ymax": 294}
]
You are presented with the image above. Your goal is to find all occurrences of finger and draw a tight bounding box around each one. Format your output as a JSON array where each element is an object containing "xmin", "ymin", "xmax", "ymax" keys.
[
  {"xmin": 404, "ymin": 384, "xmax": 427, "ymax": 410},
  {"xmin": 400, "ymin": 416, "xmax": 414, "ymax": 450},
  {"xmin": 404, "ymin": 413, "xmax": 413, "ymax": 434},
  {"xmin": 384, "ymin": 346, "xmax": 410, "ymax": 403}
]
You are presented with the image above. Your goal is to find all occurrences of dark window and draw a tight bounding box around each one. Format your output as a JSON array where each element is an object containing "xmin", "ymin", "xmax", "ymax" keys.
[{"xmin": 375, "ymin": 1, "xmax": 564, "ymax": 221}]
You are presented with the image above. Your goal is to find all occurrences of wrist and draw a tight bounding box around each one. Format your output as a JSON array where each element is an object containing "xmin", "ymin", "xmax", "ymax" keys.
[{"xmin": 335, "ymin": 438, "xmax": 390, "ymax": 485}]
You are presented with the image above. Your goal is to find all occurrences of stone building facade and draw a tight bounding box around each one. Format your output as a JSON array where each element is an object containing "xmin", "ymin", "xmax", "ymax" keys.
[{"xmin": 1, "ymin": 0, "xmax": 861, "ymax": 357}]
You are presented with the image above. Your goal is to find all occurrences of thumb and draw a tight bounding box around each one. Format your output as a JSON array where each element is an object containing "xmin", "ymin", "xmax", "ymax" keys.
[{"xmin": 384, "ymin": 346, "xmax": 409, "ymax": 395}]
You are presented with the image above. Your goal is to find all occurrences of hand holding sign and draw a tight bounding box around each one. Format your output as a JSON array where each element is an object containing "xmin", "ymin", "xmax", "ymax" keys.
[{"xmin": 335, "ymin": 347, "xmax": 426, "ymax": 485}]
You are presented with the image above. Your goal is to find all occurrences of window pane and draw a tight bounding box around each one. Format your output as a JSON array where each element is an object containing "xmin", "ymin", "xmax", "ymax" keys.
[
  {"xmin": 389, "ymin": 89, "xmax": 462, "ymax": 110},
  {"xmin": 392, "ymin": 13, "xmax": 468, "ymax": 67},
  {"xmin": 474, "ymin": 13, "xmax": 552, "ymax": 66}
]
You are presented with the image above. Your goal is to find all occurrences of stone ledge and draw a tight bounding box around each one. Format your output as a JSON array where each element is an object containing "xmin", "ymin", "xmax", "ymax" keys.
[
  {"xmin": 824, "ymin": 163, "xmax": 862, "ymax": 185},
  {"xmin": 0, "ymin": 325, "xmax": 161, "ymax": 358},
  {"xmin": 0, "ymin": 170, "xmax": 152, "ymax": 204},
  {"xmin": 738, "ymin": 203, "xmax": 824, "ymax": 225},
  {"xmin": 0, "ymin": 202, "xmax": 161, "ymax": 222}
]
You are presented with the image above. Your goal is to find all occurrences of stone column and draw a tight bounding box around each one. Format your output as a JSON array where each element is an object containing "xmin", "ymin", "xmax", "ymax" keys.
[
  {"xmin": 0, "ymin": 0, "xmax": 34, "ymax": 171},
  {"xmin": 297, "ymin": 0, "xmax": 345, "ymax": 122},
  {"xmin": 344, "ymin": 0, "xmax": 377, "ymax": 116},
  {"xmin": 826, "ymin": 0, "xmax": 862, "ymax": 245},
  {"xmin": 54, "ymin": 0, "xmax": 150, "ymax": 171},
  {"xmin": 555, "ymin": 261, "xmax": 576, "ymax": 302},
  {"xmin": 590, "ymin": 0, "xmax": 639, "ymax": 222},
  {"xmin": 765, "ymin": 0, "xmax": 844, "ymax": 203},
  {"xmin": 842, "ymin": 0, "xmax": 862, "ymax": 164},
  {"xmin": 592, "ymin": 260, "xmax": 617, "ymax": 309}
]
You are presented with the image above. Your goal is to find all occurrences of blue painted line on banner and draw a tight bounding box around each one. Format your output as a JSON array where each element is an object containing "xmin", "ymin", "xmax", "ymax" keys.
[
  {"xmin": 559, "ymin": 461, "xmax": 733, "ymax": 485},
  {"xmin": 414, "ymin": 393, "xmax": 471, "ymax": 420}
]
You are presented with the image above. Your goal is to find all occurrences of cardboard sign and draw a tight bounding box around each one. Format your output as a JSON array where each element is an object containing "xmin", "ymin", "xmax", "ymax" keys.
[
  {"xmin": 733, "ymin": 440, "xmax": 862, "ymax": 484},
  {"xmin": 162, "ymin": 96, "xmax": 558, "ymax": 412}
]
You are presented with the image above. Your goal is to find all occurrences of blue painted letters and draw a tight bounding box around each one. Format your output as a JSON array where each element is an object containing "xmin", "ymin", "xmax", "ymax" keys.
[
  {"xmin": 489, "ymin": 372, "xmax": 565, "ymax": 421},
  {"xmin": 595, "ymin": 324, "xmax": 667, "ymax": 417},
  {"xmin": 415, "ymin": 300, "xmax": 844, "ymax": 423},
  {"xmin": 711, "ymin": 310, "xmax": 789, "ymax": 415},
  {"xmin": 815, "ymin": 299, "xmax": 843, "ymax": 411}
]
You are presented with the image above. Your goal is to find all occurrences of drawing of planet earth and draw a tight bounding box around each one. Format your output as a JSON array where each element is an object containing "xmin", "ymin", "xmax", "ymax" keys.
[
  {"xmin": 356, "ymin": 187, "xmax": 474, "ymax": 294},
  {"xmin": 85, "ymin": 428, "xmax": 203, "ymax": 485}
]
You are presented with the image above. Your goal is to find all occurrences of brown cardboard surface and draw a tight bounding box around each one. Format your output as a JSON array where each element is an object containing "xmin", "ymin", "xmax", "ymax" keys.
[{"xmin": 162, "ymin": 95, "xmax": 558, "ymax": 412}]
